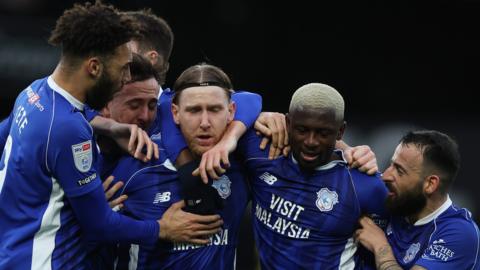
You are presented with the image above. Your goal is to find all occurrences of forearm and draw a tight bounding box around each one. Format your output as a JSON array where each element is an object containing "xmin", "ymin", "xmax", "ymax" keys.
[
  {"xmin": 70, "ymin": 186, "xmax": 159, "ymax": 245},
  {"xmin": 374, "ymin": 244, "xmax": 403, "ymax": 270},
  {"xmin": 90, "ymin": 116, "xmax": 117, "ymax": 136},
  {"xmin": 222, "ymin": 120, "xmax": 247, "ymax": 146}
]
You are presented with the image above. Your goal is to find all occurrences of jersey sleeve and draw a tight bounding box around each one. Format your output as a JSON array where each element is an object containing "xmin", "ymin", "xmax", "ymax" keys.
[
  {"xmin": 415, "ymin": 219, "xmax": 479, "ymax": 269},
  {"xmin": 231, "ymin": 91, "xmax": 262, "ymax": 128},
  {"xmin": 158, "ymin": 90, "xmax": 188, "ymax": 163},
  {"xmin": 350, "ymin": 170, "xmax": 389, "ymax": 226},
  {"xmin": 47, "ymin": 113, "xmax": 102, "ymax": 197},
  {"xmin": 69, "ymin": 184, "xmax": 159, "ymax": 245},
  {"xmin": 0, "ymin": 114, "xmax": 12, "ymax": 152},
  {"xmin": 237, "ymin": 128, "xmax": 269, "ymax": 161}
]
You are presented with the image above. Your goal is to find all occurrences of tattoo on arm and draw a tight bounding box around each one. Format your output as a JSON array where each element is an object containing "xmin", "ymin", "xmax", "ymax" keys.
[{"xmin": 376, "ymin": 245, "xmax": 403, "ymax": 270}]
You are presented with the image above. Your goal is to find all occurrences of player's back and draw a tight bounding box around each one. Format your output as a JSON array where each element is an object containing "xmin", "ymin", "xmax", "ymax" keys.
[{"xmin": 0, "ymin": 76, "xmax": 97, "ymax": 269}]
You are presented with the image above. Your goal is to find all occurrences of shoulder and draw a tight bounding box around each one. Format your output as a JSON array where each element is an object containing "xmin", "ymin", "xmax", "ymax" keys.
[
  {"xmin": 49, "ymin": 110, "xmax": 92, "ymax": 145},
  {"xmin": 350, "ymin": 169, "xmax": 388, "ymax": 194},
  {"xmin": 113, "ymin": 155, "xmax": 177, "ymax": 195},
  {"xmin": 434, "ymin": 206, "xmax": 479, "ymax": 241}
]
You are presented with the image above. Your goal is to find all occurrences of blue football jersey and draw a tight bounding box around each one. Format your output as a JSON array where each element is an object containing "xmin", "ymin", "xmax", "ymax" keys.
[
  {"xmin": 0, "ymin": 77, "xmax": 103, "ymax": 269},
  {"xmin": 386, "ymin": 197, "xmax": 480, "ymax": 269},
  {"xmin": 109, "ymin": 151, "xmax": 250, "ymax": 269},
  {"xmin": 237, "ymin": 129, "xmax": 388, "ymax": 270},
  {"xmin": 0, "ymin": 115, "xmax": 11, "ymax": 154},
  {"xmin": 0, "ymin": 77, "xmax": 159, "ymax": 270}
]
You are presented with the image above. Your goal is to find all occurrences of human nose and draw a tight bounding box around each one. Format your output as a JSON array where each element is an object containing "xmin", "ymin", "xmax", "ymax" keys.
[
  {"xmin": 382, "ymin": 166, "xmax": 394, "ymax": 183},
  {"xmin": 199, "ymin": 110, "xmax": 210, "ymax": 129},
  {"xmin": 304, "ymin": 132, "xmax": 319, "ymax": 147}
]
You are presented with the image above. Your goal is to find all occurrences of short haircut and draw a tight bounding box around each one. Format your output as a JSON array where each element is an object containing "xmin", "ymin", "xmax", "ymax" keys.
[
  {"xmin": 49, "ymin": 1, "xmax": 138, "ymax": 59},
  {"xmin": 289, "ymin": 83, "xmax": 345, "ymax": 122},
  {"xmin": 129, "ymin": 53, "xmax": 160, "ymax": 83},
  {"xmin": 125, "ymin": 9, "xmax": 174, "ymax": 60},
  {"xmin": 400, "ymin": 130, "xmax": 461, "ymax": 194},
  {"xmin": 172, "ymin": 63, "xmax": 233, "ymax": 104}
]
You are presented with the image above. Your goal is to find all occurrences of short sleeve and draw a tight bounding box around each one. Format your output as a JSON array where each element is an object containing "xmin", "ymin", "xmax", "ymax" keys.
[
  {"xmin": 237, "ymin": 128, "xmax": 269, "ymax": 161},
  {"xmin": 157, "ymin": 90, "xmax": 188, "ymax": 162},
  {"xmin": 231, "ymin": 91, "xmax": 262, "ymax": 128},
  {"xmin": 0, "ymin": 114, "xmax": 12, "ymax": 151},
  {"xmin": 351, "ymin": 170, "xmax": 389, "ymax": 226},
  {"xmin": 48, "ymin": 114, "xmax": 102, "ymax": 197}
]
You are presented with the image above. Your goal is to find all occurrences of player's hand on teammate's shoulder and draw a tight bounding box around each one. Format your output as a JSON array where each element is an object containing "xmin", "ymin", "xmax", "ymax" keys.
[
  {"xmin": 254, "ymin": 112, "xmax": 289, "ymax": 159},
  {"xmin": 342, "ymin": 144, "xmax": 378, "ymax": 175}
]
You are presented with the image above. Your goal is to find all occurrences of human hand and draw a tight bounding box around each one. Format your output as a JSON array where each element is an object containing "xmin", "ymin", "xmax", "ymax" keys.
[
  {"xmin": 111, "ymin": 123, "xmax": 159, "ymax": 162},
  {"xmin": 254, "ymin": 112, "xmax": 289, "ymax": 159},
  {"xmin": 102, "ymin": 175, "xmax": 127, "ymax": 211},
  {"xmin": 354, "ymin": 216, "xmax": 389, "ymax": 253},
  {"xmin": 158, "ymin": 200, "xmax": 224, "ymax": 244},
  {"xmin": 343, "ymin": 145, "xmax": 378, "ymax": 175},
  {"xmin": 193, "ymin": 138, "xmax": 237, "ymax": 183}
]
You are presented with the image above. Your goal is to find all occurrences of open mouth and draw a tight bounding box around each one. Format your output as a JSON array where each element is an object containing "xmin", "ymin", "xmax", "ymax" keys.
[
  {"xmin": 300, "ymin": 151, "xmax": 319, "ymax": 162},
  {"xmin": 196, "ymin": 135, "xmax": 214, "ymax": 146}
]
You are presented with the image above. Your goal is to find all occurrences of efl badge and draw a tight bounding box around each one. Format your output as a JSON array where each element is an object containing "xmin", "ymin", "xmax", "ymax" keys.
[
  {"xmin": 316, "ymin": 188, "xmax": 339, "ymax": 212},
  {"xmin": 72, "ymin": 140, "xmax": 93, "ymax": 173},
  {"xmin": 403, "ymin": 242, "xmax": 421, "ymax": 264},
  {"xmin": 212, "ymin": 175, "xmax": 232, "ymax": 199}
]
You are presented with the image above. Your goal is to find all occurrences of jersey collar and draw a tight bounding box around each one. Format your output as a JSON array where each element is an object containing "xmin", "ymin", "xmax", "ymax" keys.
[
  {"xmin": 48, "ymin": 76, "xmax": 84, "ymax": 111},
  {"xmin": 291, "ymin": 149, "xmax": 347, "ymax": 171},
  {"xmin": 414, "ymin": 196, "xmax": 452, "ymax": 226}
]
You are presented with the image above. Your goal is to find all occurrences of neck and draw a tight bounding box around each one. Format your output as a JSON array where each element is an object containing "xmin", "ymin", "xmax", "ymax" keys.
[
  {"xmin": 51, "ymin": 60, "xmax": 88, "ymax": 103},
  {"xmin": 407, "ymin": 193, "xmax": 448, "ymax": 224}
]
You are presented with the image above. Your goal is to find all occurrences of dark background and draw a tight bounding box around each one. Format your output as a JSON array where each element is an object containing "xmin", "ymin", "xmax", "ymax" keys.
[{"xmin": 1, "ymin": 0, "xmax": 479, "ymax": 268}]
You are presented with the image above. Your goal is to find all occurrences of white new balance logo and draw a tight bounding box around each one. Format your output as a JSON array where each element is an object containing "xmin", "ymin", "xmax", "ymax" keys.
[
  {"xmin": 153, "ymin": 192, "xmax": 171, "ymax": 203},
  {"xmin": 259, "ymin": 172, "xmax": 277, "ymax": 185}
]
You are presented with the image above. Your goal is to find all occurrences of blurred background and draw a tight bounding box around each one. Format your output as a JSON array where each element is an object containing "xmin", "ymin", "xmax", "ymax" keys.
[{"xmin": 1, "ymin": 0, "xmax": 479, "ymax": 268}]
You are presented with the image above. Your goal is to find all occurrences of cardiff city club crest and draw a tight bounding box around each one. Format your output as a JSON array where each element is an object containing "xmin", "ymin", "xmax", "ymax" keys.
[
  {"xmin": 403, "ymin": 242, "xmax": 421, "ymax": 264},
  {"xmin": 71, "ymin": 140, "xmax": 93, "ymax": 173},
  {"xmin": 212, "ymin": 175, "xmax": 232, "ymax": 199},
  {"xmin": 316, "ymin": 188, "xmax": 339, "ymax": 212}
]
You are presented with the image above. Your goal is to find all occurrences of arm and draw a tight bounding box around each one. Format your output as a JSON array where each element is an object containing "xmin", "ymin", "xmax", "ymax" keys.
[
  {"xmin": 90, "ymin": 116, "xmax": 159, "ymax": 162},
  {"xmin": 355, "ymin": 217, "xmax": 426, "ymax": 270},
  {"xmin": 194, "ymin": 120, "xmax": 247, "ymax": 182},
  {"xmin": 69, "ymin": 185, "xmax": 159, "ymax": 244},
  {"xmin": 0, "ymin": 114, "xmax": 13, "ymax": 152},
  {"xmin": 159, "ymin": 90, "xmax": 262, "ymax": 164}
]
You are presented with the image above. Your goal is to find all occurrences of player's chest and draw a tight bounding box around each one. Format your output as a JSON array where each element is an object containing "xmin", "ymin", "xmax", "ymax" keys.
[
  {"xmin": 387, "ymin": 221, "xmax": 433, "ymax": 268},
  {"xmin": 251, "ymin": 170, "xmax": 361, "ymax": 238}
]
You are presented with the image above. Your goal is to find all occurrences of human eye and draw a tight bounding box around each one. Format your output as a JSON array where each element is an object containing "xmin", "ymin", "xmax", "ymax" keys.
[{"xmin": 128, "ymin": 100, "xmax": 140, "ymax": 110}]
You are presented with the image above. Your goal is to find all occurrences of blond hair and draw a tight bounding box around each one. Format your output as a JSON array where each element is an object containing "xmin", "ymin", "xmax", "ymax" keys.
[{"xmin": 289, "ymin": 83, "xmax": 344, "ymax": 121}]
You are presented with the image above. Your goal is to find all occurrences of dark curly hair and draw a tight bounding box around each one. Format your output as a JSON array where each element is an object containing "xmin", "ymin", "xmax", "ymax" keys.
[
  {"xmin": 172, "ymin": 63, "xmax": 233, "ymax": 105},
  {"xmin": 125, "ymin": 9, "xmax": 174, "ymax": 60},
  {"xmin": 49, "ymin": 1, "xmax": 138, "ymax": 58}
]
